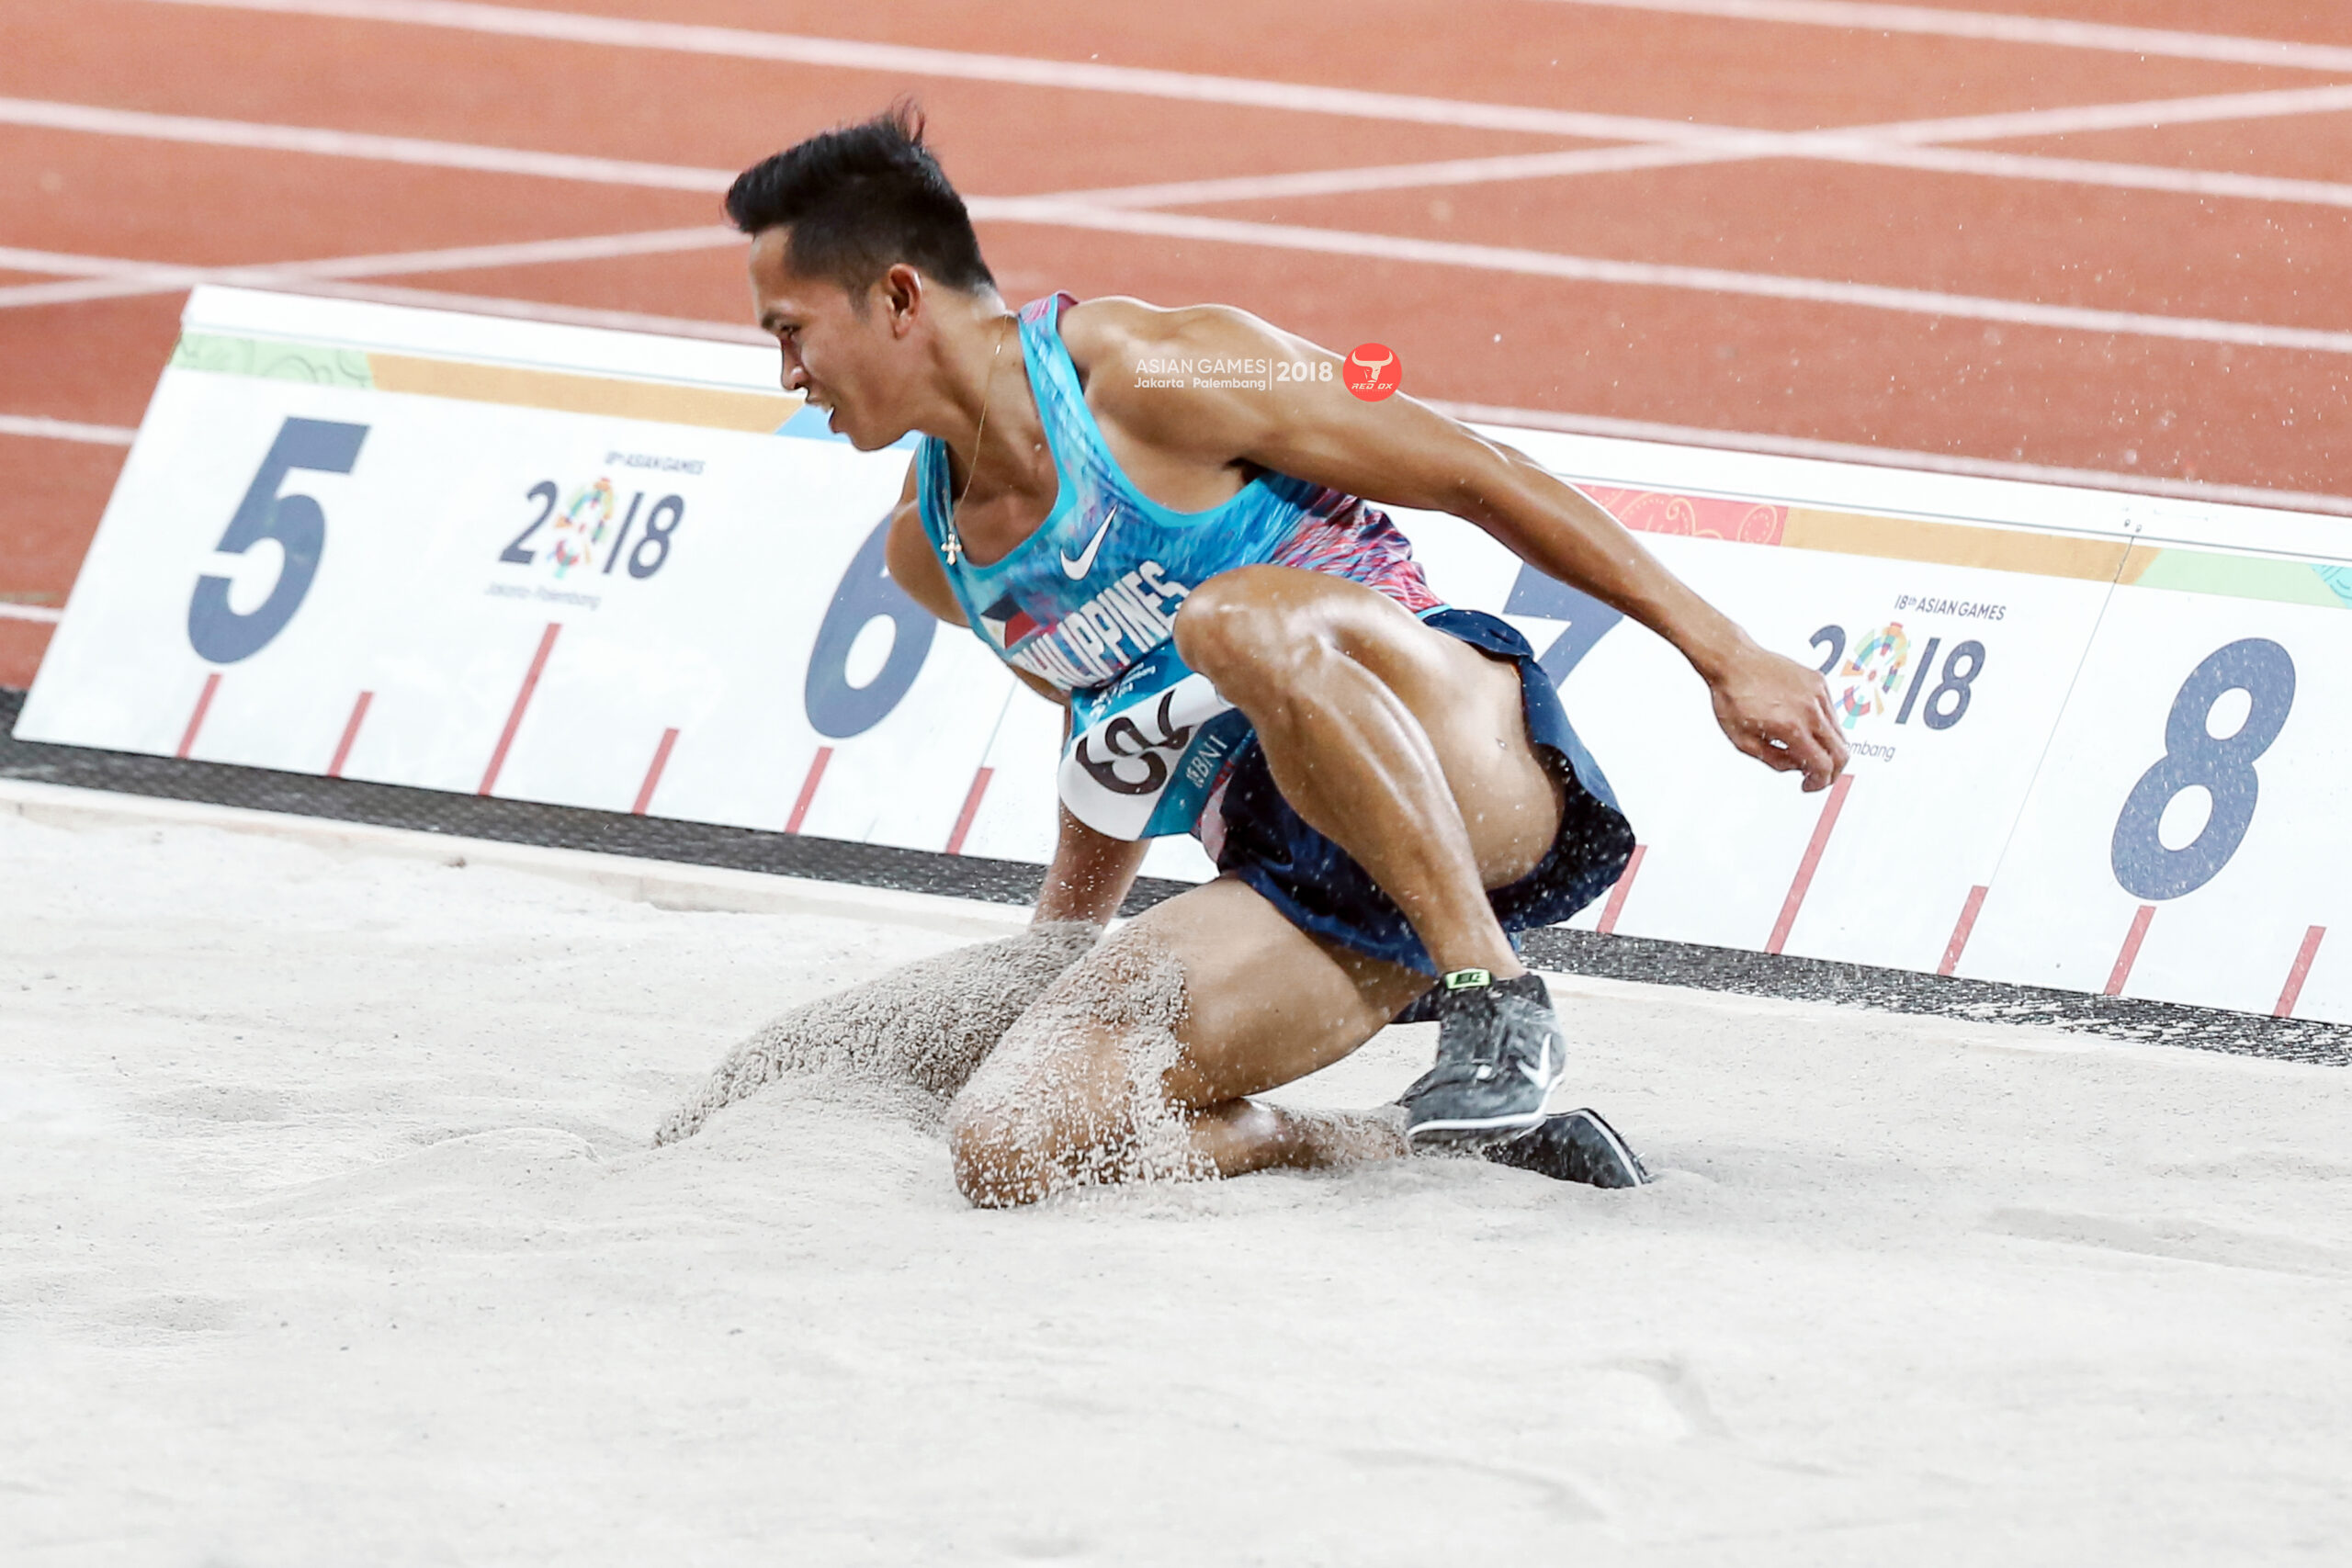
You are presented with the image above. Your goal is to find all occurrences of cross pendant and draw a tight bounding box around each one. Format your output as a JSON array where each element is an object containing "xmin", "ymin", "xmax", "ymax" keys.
[{"xmin": 942, "ymin": 529, "xmax": 962, "ymax": 565}]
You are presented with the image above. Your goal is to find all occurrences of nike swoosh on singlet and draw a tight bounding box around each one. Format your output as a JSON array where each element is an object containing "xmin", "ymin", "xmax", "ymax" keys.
[{"xmin": 1060, "ymin": 513, "xmax": 1114, "ymax": 580}]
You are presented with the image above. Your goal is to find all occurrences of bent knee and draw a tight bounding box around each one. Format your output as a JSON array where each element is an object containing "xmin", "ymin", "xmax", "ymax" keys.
[
  {"xmin": 945, "ymin": 1101, "xmax": 1054, "ymax": 1209},
  {"xmin": 1174, "ymin": 566, "xmax": 1334, "ymax": 684}
]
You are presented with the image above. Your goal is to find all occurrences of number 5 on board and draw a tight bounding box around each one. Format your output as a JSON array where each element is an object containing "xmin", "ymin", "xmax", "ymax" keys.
[{"xmin": 187, "ymin": 417, "xmax": 369, "ymax": 663}]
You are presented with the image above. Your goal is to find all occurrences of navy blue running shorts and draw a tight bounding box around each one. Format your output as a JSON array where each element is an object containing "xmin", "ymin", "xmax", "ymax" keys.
[{"xmin": 1196, "ymin": 607, "xmax": 1636, "ymax": 976}]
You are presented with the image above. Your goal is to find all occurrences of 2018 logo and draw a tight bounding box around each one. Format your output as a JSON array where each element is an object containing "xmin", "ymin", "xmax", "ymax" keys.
[
  {"xmin": 498, "ymin": 477, "xmax": 686, "ymax": 580},
  {"xmin": 1812, "ymin": 620, "xmax": 1985, "ymax": 733}
]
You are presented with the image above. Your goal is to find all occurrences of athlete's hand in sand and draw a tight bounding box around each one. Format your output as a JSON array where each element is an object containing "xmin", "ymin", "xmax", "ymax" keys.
[{"xmin": 1702, "ymin": 641, "xmax": 1849, "ymax": 792}]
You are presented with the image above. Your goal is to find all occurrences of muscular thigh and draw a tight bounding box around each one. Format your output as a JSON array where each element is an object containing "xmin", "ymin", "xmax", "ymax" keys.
[
  {"xmin": 1278, "ymin": 571, "xmax": 1565, "ymax": 886},
  {"xmin": 1144, "ymin": 877, "xmax": 1430, "ymax": 1105}
]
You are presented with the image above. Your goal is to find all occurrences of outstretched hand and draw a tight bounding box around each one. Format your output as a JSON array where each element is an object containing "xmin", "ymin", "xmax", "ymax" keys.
[{"xmin": 1707, "ymin": 643, "xmax": 1849, "ymax": 791}]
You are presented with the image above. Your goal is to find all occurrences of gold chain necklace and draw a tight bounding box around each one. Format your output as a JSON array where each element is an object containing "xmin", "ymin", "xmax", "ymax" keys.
[{"xmin": 940, "ymin": 316, "xmax": 1011, "ymax": 567}]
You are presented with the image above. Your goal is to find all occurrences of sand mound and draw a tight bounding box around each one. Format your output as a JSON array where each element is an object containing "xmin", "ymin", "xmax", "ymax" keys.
[{"xmin": 653, "ymin": 919, "xmax": 1102, "ymax": 1145}]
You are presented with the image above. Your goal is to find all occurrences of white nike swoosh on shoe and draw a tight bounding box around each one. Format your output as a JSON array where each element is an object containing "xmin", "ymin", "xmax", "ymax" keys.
[
  {"xmin": 1406, "ymin": 1108, "xmax": 1550, "ymax": 1141},
  {"xmin": 1518, "ymin": 1040, "xmax": 1555, "ymax": 1087},
  {"xmin": 1060, "ymin": 513, "xmax": 1114, "ymax": 579}
]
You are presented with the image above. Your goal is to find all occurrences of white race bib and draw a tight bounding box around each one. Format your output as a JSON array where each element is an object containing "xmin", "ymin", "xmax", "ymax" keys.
[{"xmin": 1058, "ymin": 645, "xmax": 1253, "ymax": 840}]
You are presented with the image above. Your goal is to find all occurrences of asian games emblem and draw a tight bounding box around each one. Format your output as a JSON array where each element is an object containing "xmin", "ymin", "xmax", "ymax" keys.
[
  {"xmin": 548, "ymin": 477, "xmax": 616, "ymax": 578},
  {"xmin": 1833, "ymin": 623, "xmax": 1912, "ymax": 729}
]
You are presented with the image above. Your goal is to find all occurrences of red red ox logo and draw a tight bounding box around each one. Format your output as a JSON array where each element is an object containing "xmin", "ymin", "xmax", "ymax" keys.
[{"xmin": 1344, "ymin": 342, "xmax": 1402, "ymax": 401}]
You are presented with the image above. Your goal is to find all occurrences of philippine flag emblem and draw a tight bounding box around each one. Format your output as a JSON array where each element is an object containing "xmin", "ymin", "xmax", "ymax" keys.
[{"xmin": 980, "ymin": 592, "xmax": 1039, "ymax": 649}]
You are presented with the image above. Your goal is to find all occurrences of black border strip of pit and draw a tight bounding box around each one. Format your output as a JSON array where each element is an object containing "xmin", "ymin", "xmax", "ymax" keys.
[{"xmin": 6, "ymin": 689, "xmax": 2345, "ymax": 1067}]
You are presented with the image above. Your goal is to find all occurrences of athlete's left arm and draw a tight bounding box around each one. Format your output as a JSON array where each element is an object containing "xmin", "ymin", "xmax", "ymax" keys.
[{"xmin": 1093, "ymin": 305, "xmax": 1849, "ymax": 790}]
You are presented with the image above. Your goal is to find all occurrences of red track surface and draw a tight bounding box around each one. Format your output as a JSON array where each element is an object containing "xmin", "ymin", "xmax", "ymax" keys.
[{"xmin": 3, "ymin": 0, "xmax": 2347, "ymax": 687}]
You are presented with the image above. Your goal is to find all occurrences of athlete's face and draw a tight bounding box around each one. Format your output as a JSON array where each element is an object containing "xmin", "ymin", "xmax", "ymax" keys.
[{"xmin": 747, "ymin": 228, "xmax": 918, "ymax": 452}]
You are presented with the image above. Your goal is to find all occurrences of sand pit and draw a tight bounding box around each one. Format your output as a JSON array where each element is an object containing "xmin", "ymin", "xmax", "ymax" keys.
[{"xmin": 4, "ymin": 797, "xmax": 2346, "ymax": 1564}]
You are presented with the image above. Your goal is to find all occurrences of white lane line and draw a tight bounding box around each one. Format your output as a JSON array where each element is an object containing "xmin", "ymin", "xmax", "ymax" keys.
[
  {"xmin": 0, "ymin": 244, "xmax": 206, "ymax": 280},
  {"xmin": 1430, "ymin": 399, "xmax": 2352, "ymax": 518},
  {"xmin": 10, "ymin": 201, "xmax": 2346, "ymax": 360},
  {"xmin": 969, "ymin": 197, "xmax": 2352, "ymax": 355},
  {"xmin": 0, "ymin": 97, "xmax": 731, "ymax": 191},
  {"xmin": 17, "ymin": 74, "xmax": 2352, "ymax": 224},
  {"xmin": 1533, "ymin": 0, "xmax": 2352, "ymax": 74},
  {"xmin": 7, "ymin": 98, "xmax": 2346, "ymax": 350},
  {"xmin": 1063, "ymin": 130, "xmax": 2352, "ymax": 214},
  {"xmin": 274, "ymin": 226, "xmax": 742, "ymax": 278},
  {"xmin": 0, "ymin": 227, "xmax": 744, "ymax": 310},
  {"xmin": 1065, "ymin": 81, "xmax": 2352, "ymax": 208},
  {"xmin": 0, "ymin": 414, "xmax": 137, "ymax": 446},
  {"xmin": 0, "ymin": 276, "xmax": 231, "ymax": 310},
  {"xmin": 0, "ymin": 604, "xmax": 67, "ymax": 623},
  {"xmin": 1064, "ymin": 142, "xmax": 1747, "ymax": 208},
  {"xmin": 126, "ymin": 0, "xmax": 1712, "ymax": 142},
  {"xmin": 115, "ymin": 0, "xmax": 2352, "ymax": 147},
  {"xmin": 213, "ymin": 279, "xmax": 771, "ymax": 344},
  {"xmin": 1872, "ymin": 83, "xmax": 2352, "ymax": 145},
  {"xmin": 1826, "ymin": 142, "xmax": 2352, "ymax": 211}
]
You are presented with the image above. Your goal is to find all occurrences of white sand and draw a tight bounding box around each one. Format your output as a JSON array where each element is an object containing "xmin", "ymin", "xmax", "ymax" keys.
[{"xmin": 4, "ymin": 800, "xmax": 2347, "ymax": 1566}]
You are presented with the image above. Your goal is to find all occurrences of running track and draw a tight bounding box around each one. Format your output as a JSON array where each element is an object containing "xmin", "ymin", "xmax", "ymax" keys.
[{"xmin": 3, "ymin": 0, "xmax": 2348, "ymax": 687}]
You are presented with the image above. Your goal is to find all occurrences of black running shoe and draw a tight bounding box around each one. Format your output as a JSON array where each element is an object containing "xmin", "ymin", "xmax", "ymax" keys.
[
  {"xmin": 1396, "ymin": 969, "xmax": 1566, "ymax": 1148},
  {"xmin": 1485, "ymin": 1108, "xmax": 1650, "ymax": 1189}
]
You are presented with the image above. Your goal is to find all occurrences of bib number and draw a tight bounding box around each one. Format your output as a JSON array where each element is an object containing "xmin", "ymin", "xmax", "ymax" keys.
[
  {"xmin": 1060, "ymin": 666, "xmax": 1250, "ymax": 840},
  {"xmin": 1074, "ymin": 689, "xmax": 1193, "ymax": 796}
]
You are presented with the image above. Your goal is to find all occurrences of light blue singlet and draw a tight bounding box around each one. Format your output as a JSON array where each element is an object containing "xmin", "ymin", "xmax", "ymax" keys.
[{"xmin": 915, "ymin": 293, "xmax": 1439, "ymax": 840}]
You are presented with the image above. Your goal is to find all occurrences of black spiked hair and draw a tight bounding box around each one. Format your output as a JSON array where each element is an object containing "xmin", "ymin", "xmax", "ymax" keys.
[{"xmin": 726, "ymin": 102, "xmax": 996, "ymax": 299}]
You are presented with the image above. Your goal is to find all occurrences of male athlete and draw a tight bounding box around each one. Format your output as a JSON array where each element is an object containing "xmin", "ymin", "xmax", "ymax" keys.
[{"xmin": 718, "ymin": 108, "xmax": 1846, "ymax": 1207}]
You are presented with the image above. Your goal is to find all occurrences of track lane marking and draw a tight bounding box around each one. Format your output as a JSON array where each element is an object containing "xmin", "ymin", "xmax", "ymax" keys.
[
  {"xmin": 0, "ymin": 414, "xmax": 137, "ymax": 446},
  {"xmin": 1535, "ymin": 0, "xmax": 2352, "ymax": 75},
  {"xmin": 0, "ymin": 225, "xmax": 744, "ymax": 311},
  {"xmin": 967, "ymin": 198, "xmax": 2352, "ymax": 356},
  {"xmin": 0, "ymin": 96, "xmax": 729, "ymax": 190},
  {"xmin": 1868, "ymin": 84, "xmax": 2352, "ymax": 145},
  {"xmin": 1060, "ymin": 81, "xmax": 2352, "ymax": 208},
  {"xmin": 208, "ymin": 279, "xmax": 769, "ymax": 343},
  {"xmin": 123, "ymin": 0, "xmax": 2352, "ymax": 140},
  {"xmin": 17, "ymin": 75, "xmax": 2352, "ymax": 224},
  {"xmin": 1811, "ymin": 142, "xmax": 2352, "ymax": 212},
  {"xmin": 121, "ymin": 0, "xmax": 1728, "ymax": 142},
  {"xmin": 15, "ymin": 191, "xmax": 2351, "ymax": 367},
  {"xmin": 1063, "ymin": 131, "xmax": 2352, "ymax": 213}
]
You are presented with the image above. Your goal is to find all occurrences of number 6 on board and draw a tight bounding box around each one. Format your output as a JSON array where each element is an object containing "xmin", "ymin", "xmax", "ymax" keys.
[{"xmin": 187, "ymin": 417, "xmax": 369, "ymax": 663}]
